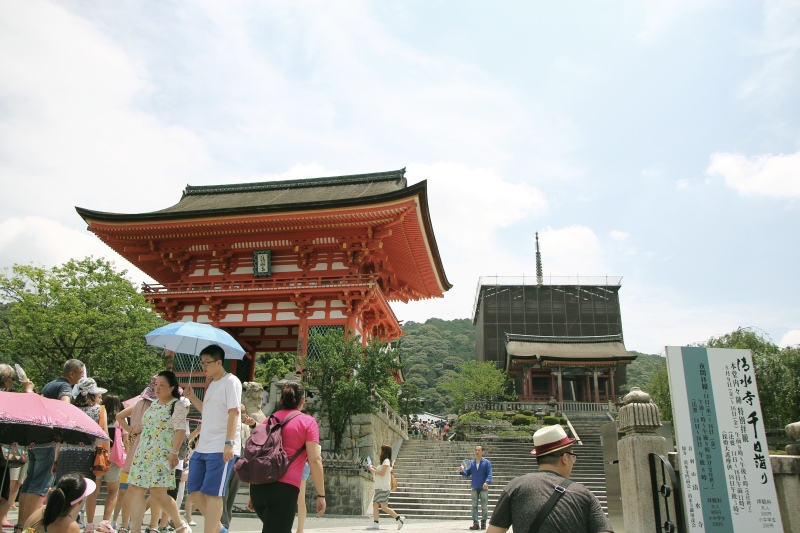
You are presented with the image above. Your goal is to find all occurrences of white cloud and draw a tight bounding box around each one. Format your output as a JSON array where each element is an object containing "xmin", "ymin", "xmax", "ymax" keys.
[
  {"xmin": 676, "ymin": 179, "xmax": 690, "ymax": 190},
  {"xmin": 620, "ymin": 280, "xmax": 753, "ymax": 354},
  {"xmin": 393, "ymin": 162, "xmax": 548, "ymax": 323},
  {"xmin": 537, "ymin": 226, "xmax": 609, "ymax": 277},
  {"xmin": 0, "ymin": 0, "xmax": 213, "ymax": 223},
  {"xmin": 780, "ymin": 329, "xmax": 800, "ymax": 347},
  {"xmin": 627, "ymin": 0, "xmax": 722, "ymax": 45},
  {"xmin": 737, "ymin": 0, "xmax": 800, "ymax": 104},
  {"xmin": 707, "ymin": 151, "xmax": 800, "ymax": 198},
  {"xmin": 610, "ymin": 230, "xmax": 630, "ymax": 241},
  {"xmin": 0, "ymin": 216, "xmax": 153, "ymax": 285}
]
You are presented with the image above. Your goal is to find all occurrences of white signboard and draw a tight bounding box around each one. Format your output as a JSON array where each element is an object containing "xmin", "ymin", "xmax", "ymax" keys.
[{"xmin": 666, "ymin": 346, "xmax": 783, "ymax": 531}]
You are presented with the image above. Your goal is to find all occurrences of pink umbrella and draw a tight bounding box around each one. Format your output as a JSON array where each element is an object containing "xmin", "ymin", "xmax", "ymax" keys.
[
  {"xmin": 0, "ymin": 391, "xmax": 107, "ymax": 446},
  {"xmin": 122, "ymin": 395, "xmax": 144, "ymax": 409}
]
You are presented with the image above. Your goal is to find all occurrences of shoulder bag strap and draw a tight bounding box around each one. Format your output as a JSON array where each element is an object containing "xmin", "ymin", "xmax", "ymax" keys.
[
  {"xmin": 279, "ymin": 411, "xmax": 306, "ymax": 465},
  {"xmin": 526, "ymin": 477, "xmax": 573, "ymax": 533}
]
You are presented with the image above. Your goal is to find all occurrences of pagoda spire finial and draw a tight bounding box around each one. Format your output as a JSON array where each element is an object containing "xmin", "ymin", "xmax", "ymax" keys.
[{"xmin": 535, "ymin": 232, "xmax": 543, "ymax": 285}]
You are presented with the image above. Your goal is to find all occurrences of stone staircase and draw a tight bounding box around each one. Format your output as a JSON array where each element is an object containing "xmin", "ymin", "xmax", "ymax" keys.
[{"xmin": 390, "ymin": 425, "xmax": 609, "ymax": 520}]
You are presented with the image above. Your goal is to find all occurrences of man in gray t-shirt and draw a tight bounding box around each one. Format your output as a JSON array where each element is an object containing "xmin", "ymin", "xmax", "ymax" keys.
[{"xmin": 487, "ymin": 425, "xmax": 613, "ymax": 533}]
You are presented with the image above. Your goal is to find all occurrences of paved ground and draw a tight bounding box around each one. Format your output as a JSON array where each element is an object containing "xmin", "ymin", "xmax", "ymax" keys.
[{"xmin": 9, "ymin": 506, "xmax": 480, "ymax": 533}]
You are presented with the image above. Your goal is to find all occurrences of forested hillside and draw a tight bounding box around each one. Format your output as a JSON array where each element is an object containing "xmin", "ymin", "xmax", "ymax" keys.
[
  {"xmin": 624, "ymin": 351, "xmax": 665, "ymax": 391},
  {"xmin": 399, "ymin": 318, "xmax": 476, "ymax": 414},
  {"xmin": 398, "ymin": 318, "xmax": 664, "ymax": 415}
]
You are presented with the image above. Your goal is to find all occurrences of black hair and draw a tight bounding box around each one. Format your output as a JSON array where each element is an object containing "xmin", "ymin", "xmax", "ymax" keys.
[
  {"xmin": 278, "ymin": 381, "xmax": 305, "ymax": 410},
  {"xmin": 103, "ymin": 395, "xmax": 123, "ymax": 425},
  {"xmin": 72, "ymin": 390, "xmax": 94, "ymax": 408},
  {"xmin": 157, "ymin": 371, "xmax": 181, "ymax": 399},
  {"xmin": 199, "ymin": 344, "xmax": 225, "ymax": 361},
  {"xmin": 43, "ymin": 473, "xmax": 86, "ymax": 527},
  {"xmin": 379, "ymin": 444, "xmax": 393, "ymax": 463}
]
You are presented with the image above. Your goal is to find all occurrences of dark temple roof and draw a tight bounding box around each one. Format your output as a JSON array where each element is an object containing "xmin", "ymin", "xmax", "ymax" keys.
[{"xmin": 76, "ymin": 169, "xmax": 408, "ymax": 221}]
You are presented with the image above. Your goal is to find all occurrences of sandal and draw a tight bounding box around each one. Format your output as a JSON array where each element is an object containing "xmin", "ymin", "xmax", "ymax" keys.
[{"xmin": 175, "ymin": 523, "xmax": 191, "ymax": 533}]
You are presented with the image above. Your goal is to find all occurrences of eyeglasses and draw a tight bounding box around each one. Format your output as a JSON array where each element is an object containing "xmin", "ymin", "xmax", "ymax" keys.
[
  {"xmin": 199, "ymin": 360, "xmax": 219, "ymax": 367},
  {"xmin": 563, "ymin": 451, "xmax": 577, "ymax": 461}
]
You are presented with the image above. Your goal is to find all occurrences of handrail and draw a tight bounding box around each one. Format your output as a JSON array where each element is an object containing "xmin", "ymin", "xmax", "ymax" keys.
[
  {"xmin": 561, "ymin": 413, "xmax": 582, "ymax": 446},
  {"xmin": 142, "ymin": 274, "xmax": 377, "ymax": 294},
  {"xmin": 648, "ymin": 452, "xmax": 684, "ymax": 533}
]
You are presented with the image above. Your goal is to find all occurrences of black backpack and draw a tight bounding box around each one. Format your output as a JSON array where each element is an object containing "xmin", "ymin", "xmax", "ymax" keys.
[{"xmin": 234, "ymin": 411, "xmax": 304, "ymax": 484}]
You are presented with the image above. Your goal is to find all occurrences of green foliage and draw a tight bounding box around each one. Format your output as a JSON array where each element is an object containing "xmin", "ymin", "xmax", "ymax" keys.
[
  {"xmin": 399, "ymin": 318, "xmax": 476, "ymax": 413},
  {"xmin": 647, "ymin": 359, "xmax": 672, "ymax": 421},
  {"xmin": 0, "ymin": 257, "xmax": 166, "ymax": 399},
  {"xmin": 543, "ymin": 415, "xmax": 562, "ymax": 425},
  {"xmin": 254, "ymin": 351, "xmax": 297, "ymax": 386},
  {"xmin": 644, "ymin": 327, "xmax": 800, "ymax": 428},
  {"xmin": 484, "ymin": 410, "xmax": 506, "ymax": 421},
  {"xmin": 440, "ymin": 361, "xmax": 509, "ymax": 411},
  {"xmin": 457, "ymin": 411, "xmax": 486, "ymax": 424},
  {"xmin": 625, "ymin": 352, "xmax": 666, "ymax": 391},
  {"xmin": 701, "ymin": 327, "xmax": 800, "ymax": 429},
  {"xmin": 303, "ymin": 329, "xmax": 400, "ymax": 453},
  {"xmin": 511, "ymin": 414, "xmax": 534, "ymax": 426},
  {"xmin": 397, "ymin": 382, "xmax": 425, "ymax": 422}
]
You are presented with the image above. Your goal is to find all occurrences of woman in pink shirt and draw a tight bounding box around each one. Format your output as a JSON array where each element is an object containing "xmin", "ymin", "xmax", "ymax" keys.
[{"xmin": 247, "ymin": 381, "xmax": 326, "ymax": 533}]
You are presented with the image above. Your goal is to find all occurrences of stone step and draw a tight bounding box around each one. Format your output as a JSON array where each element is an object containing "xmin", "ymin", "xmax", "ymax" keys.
[{"xmin": 392, "ymin": 434, "xmax": 610, "ymax": 520}]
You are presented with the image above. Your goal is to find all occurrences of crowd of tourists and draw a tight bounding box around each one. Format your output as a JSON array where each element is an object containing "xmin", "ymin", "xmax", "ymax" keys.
[
  {"xmin": 0, "ymin": 345, "xmax": 326, "ymax": 533},
  {"xmin": 408, "ymin": 419, "xmax": 450, "ymax": 440},
  {"xmin": 0, "ymin": 353, "xmax": 615, "ymax": 533}
]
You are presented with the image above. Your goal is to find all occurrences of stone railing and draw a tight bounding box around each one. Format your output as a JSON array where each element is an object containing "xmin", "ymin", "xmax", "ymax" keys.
[
  {"xmin": 374, "ymin": 395, "xmax": 407, "ymax": 434},
  {"xmin": 464, "ymin": 400, "xmax": 612, "ymax": 413}
]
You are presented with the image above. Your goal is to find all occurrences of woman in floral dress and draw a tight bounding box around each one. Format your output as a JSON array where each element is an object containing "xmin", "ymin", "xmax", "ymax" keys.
[{"xmin": 122, "ymin": 371, "xmax": 190, "ymax": 533}]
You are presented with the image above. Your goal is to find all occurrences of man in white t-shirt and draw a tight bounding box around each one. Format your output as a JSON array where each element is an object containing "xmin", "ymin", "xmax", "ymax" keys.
[{"xmin": 184, "ymin": 345, "xmax": 242, "ymax": 533}]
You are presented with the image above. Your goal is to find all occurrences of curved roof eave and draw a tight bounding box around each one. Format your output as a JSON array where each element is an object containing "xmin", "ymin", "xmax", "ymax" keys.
[{"xmin": 76, "ymin": 179, "xmax": 451, "ymax": 293}]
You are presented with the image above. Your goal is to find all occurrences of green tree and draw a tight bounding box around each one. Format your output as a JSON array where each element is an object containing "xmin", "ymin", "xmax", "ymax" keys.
[
  {"xmin": 702, "ymin": 327, "xmax": 800, "ymax": 429},
  {"xmin": 397, "ymin": 382, "xmax": 425, "ymax": 424},
  {"xmin": 647, "ymin": 359, "xmax": 672, "ymax": 421},
  {"xmin": 303, "ymin": 329, "xmax": 400, "ymax": 452},
  {"xmin": 254, "ymin": 351, "xmax": 297, "ymax": 386},
  {"xmin": 440, "ymin": 360, "xmax": 510, "ymax": 411},
  {"xmin": 646, "ymin": 327, "xmax": 800, "ymax": 428},
  {"xmin": 0, "ymin": 257, "xmax": 166, "ymax": 398}
]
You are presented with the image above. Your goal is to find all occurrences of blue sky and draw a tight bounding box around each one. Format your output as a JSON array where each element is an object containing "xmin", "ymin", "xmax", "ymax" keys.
[{"xmin": 1, "ymin": 1, "xmax": 798, "ymax": 354}]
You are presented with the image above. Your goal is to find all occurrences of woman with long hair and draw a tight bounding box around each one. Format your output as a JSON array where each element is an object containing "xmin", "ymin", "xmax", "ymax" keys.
[
  {"xmin": 247, "ymin": 380, "xmax": 326, "ymax": 533},
  {"xmin": 96, "ymin": 395, "xmax": 124, "ymax": 531},
  {"xmin": 22, "ymin": 473, "xmax": 96, "ymax": 533},
  {"xmin": 122, "ymin": 371, "xmax": 190, "ymax": 533},
  {"xmin": 115, "ymin": 376, "xmax": 158, "ymax": 533},
  {"xmin": 54, "ymin": 378, "xmax": 108, "ymax": 533},
  {"xmin": 367, "ymin": 444, "xmax": 405, "ymax": 530}
]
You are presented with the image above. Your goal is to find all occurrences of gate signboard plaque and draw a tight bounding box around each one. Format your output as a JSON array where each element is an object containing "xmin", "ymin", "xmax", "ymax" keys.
[{"xmin": 666, "ymin": 346, "xmax": 783, "ymax": 531}]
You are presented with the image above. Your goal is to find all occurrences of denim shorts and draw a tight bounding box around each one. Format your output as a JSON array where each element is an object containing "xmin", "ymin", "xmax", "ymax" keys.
[{"xmin": 20, "ymin": 446, "xmax": 55, "ymax": 496}]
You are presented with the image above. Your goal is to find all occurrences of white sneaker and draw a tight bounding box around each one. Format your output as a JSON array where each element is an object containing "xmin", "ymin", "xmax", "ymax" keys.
[
  {"xmin": 366, "ymin": 523, "xmax": 380, "ymax": 530},
  {"xmin": 187, "ymin": 522, "xmax": 196, "ymax": 527},
  {"xmin": 397, "ymin": 516, "xmax": 405, "ymax": 530}
]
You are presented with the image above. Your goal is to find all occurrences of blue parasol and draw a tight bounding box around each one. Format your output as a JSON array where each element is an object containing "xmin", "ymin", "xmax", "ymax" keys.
[{"xmin": 145, "ymin": 321, "xmax": 246, "ymax": 360}]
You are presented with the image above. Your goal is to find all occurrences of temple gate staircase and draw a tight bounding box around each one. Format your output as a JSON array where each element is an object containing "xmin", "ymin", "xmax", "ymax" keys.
[{"xmin": 390, "ymin": 413, "xmax": 611, "ymax": 520}]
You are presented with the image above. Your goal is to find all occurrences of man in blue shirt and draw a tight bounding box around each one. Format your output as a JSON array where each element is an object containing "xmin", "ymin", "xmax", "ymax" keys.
[{"xmin": 458, "ymin": 444, "xmax": 493, "ymax": 530}]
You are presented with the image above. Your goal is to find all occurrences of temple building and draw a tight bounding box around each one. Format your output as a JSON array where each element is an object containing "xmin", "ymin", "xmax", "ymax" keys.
[
  {"xmin": 76, "ymin": 169, "xmax": 451, "ymax": 382},
  {"xmin": 471, "ymin": 234, "xmax": 635, "ymax": 404}
]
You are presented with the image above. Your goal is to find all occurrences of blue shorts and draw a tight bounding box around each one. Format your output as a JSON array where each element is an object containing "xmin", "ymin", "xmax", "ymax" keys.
[
  {"xmin": 187, "ymin": 452, "xmax": 236, "ymax": 497},
  {"xmin": 20, "ymin": 447, "xmax": 55, "ymax": 496}
]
